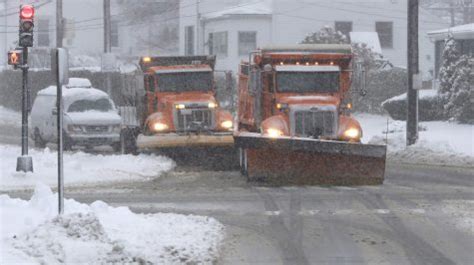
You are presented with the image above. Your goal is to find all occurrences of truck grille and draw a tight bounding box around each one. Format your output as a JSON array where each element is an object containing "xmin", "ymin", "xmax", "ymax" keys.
[
  {"xmin": 293, "ymin": 110, "xmax": 336, "ymax": 138},
  {"xmin": 175, "ymin": 109, "xmax": 214, "ymax": 132},
  {"xmin": 84, "ymin": 125, "xmax": 109, "ymax": 133}
]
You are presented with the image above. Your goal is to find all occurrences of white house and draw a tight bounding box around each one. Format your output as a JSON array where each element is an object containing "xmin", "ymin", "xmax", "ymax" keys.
[
  {"xmin": 427, "ymin": 23, "xmax": 474, "ymax": 80},
  {"xmin": 179, "ymin": 0, "xmax": 450, "ymax": 79},
  {"xmin": 1, "ymin": 0, "xmax": 177, "ymax": 69}
]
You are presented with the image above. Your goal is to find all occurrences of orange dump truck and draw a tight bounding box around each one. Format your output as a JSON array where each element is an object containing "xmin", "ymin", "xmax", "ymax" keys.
[
  {"xmin": 234, "ymin": 44, "xmax": 386, "ymax": 185},
  {"xmin": 132, "ymin": 56, "xmax": 234, "ymax": 152}
]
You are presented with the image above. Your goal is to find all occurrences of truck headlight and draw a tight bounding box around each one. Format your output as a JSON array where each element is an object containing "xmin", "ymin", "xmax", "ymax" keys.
[
  {"xmin": 152, "ymin": 122, "xmax": 168, "ymax": 132},
  {"xmin": 221, "ymin": 120, "xmax": 233, "ymax": 129},
  {"xmin": 68, "ymin": 125, "xmax": 83, "ymax": 133},
  {"xmin": 111, "ymin": 125, "xmax": 121, "ymax": 133},
  {"xmin": 265, "ymin": 128, "xmax": 283, "ymax": 138},
  {"xmin": 175, "ymin": 104, "xmax": 185, "ymax": 109},
  {"xmin": 208, "ymin": 102, "xmax": 218, "ymax": 109},
  {"xmin": 344, "ymin": 127, "xmax": 361, "ymax": 139}
]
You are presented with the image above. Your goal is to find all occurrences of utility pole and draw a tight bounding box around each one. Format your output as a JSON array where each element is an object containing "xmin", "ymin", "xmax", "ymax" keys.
[
  {"xmin": 463, "ymin": 0, "xmax": 473, "ymax": 24},
  {"xmin": 449, "ymin": 2, "xmax": 455, "ymax": 26},
  {"xmin": 3, "ymin": 0, "xmax": 7, "ymax": 67},
  {"xmin": 103, "ymin": 0, "xmax": 112, "ymax": 95},
  {"xmin": 56, "ymin": 0, "xmax": 63, "ymax": 47},
  {"xmin": 407, "ymin": 0, "xmax": 419, "ymax": 146},
  {"xmin": 104, "ymin": 0, "xmax": 111, "ymax": 54},
  {"xmin": 196, "ymin": 0, "xmax": 201, "ymax": 55}
]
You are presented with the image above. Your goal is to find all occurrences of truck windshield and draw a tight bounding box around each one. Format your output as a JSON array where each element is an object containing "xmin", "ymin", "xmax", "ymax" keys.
[
  {"xmin": 156, "ymin": 72, "xmax": 213, "ymax": 92},
  {"xmin": 276, "ymin": 72, "xmax": 340, "ymax": 93},
  {"xmin": 67, "ymin": 98, "xmax": 113, "ymax": 112}
]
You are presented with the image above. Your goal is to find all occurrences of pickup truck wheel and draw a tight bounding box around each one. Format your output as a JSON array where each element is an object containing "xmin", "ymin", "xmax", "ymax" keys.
[
  {"xmin": 121, "ymin": 129, "xmax": 138, "ymax": 155},
  {"xmin": 33, "ymin": 128, "xmax": 46, "ymax": 148},
  {"xmin": 111, "ymin": 142, "xmax": 121, "ymax": 153},
  {"xmin": 63, "ymin": 133, "xmax": 73, "ymax": 151}
]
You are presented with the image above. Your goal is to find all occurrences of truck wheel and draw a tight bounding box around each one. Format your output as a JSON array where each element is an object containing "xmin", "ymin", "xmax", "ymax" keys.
[
  {"xmin": 239, "ymin": 148, "xmax": 248, "ymax": 177},
  {"xmin": 122, "ymin": 129, "xmax": 138, "ymax": 155},
  {"xmin": 111, "ymin": 142, "xmax": 121, "ymax": 153},
  {"xmin": 63, "ymin": 133, "xmax": 73, "ymax": 151},
  {"xmin": 33, "ymin": 128, "xmax": 46, "ymax": 149}
]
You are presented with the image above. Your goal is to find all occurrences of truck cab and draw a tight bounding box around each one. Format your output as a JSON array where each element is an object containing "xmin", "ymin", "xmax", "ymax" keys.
[
  {"xmin": 136, "ymin": 56, "xmax": 234, "ymax": 150},
  {"xmin": 238, "ymin": 44, "xmax": 362, "ymax": 142}
]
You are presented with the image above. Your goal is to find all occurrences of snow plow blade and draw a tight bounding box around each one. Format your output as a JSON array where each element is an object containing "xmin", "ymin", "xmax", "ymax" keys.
[{"xmin": 235, "ymin": 133, "xmax": 386, "ymax": 186}]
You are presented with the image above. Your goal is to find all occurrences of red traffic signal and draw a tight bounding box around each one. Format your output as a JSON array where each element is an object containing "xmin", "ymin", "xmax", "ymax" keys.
[
  {"xmin": 20, "ymin": 5, "xmax": 35, "ymax": 19},
  {"xmin": 8, "ymin": 50, "xmax": 23, "ymax": 66}
]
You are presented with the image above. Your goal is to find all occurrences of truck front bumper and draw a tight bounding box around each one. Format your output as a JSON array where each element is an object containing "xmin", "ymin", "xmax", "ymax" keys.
[
  {"xmin": 70, "ymin": 134, "xmax": 120, "ymax": 146},
  {"xmin": 136, "ymin": 132, "xmax": 234, "ymax": 149}
]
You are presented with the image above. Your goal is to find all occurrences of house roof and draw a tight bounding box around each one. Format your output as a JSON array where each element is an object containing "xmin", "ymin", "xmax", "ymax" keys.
[
  {"xmin": 202, "ymin": 1, "xmax": 272, "ymax": 21},
  {"xmin": 427, "ymin": 23, "xmax": 474, "ymax": 40}
]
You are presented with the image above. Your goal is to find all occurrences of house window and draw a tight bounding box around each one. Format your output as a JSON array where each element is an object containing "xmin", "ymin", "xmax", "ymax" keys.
[
  {"xmin": 37, "ymin": 18, "xmax": 50, "ymax": 47},
  {"xmin": 238, "ymin": 31, "xmax": 257, "ymax": 56},
  {"xmin": 209, "ymin": 31, "xmax": 228, "ymax": 57},
  {"xmin": 111, "ymin": 20, "xmax": 119, "ymax": 48},
  {"xmin": 335, "ymin": 21, "xmax": 352, "ymax": 41},
  {"xmin": 185, "ymin": 26, "xmax": 194, "ymax": 56},
  {"xmin": 376, "ymin": 22, "xmax": 393, "ymax": 48}
]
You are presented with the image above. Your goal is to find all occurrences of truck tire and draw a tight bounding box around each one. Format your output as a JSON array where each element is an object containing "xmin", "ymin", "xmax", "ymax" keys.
[
  {"xmin": 121, "ymin": 129, "xmax": 138, "ymax": 155},
  {"xmin": 33, "ymin": 128, "xmax": 46, "ymax": 149},
  {"xmin": 63, "ymin": 132, "xmax": 73, "ymax": 151}
]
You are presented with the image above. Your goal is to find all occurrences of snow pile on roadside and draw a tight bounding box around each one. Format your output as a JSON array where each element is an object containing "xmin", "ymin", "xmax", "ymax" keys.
[
  {"xmin": 1, "ymin": 185, "xmax": 225, "ymax": 264},
  {"xmin": 0, "ymin": 145, "xmax": 175, "ymax": 190},
  {"xmin": 356, "ymin": 113, "xmax": 473, "ymax": 167},
  {"xmin": 0, "ymin": 106, "xmax": 20, "ymax": 127}
]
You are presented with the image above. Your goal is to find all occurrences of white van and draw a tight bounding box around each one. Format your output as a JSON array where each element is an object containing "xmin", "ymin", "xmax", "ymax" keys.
[{"xmin": 30, "ymin": 78, "xmax": 121, "ymax": 151}]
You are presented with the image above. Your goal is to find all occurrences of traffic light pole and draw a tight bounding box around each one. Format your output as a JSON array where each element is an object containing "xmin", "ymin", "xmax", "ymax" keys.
[{"xmin": 16, "ymin": 46, "xmax": 33, "ymax": 172}]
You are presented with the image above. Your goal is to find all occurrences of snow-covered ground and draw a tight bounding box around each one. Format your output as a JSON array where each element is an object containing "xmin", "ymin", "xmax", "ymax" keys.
[
  {"xmin": 0, "ymin": 145, "xmax": 175, "ymax": 191},
  {"xmin": 0, "ymin": 184, "xmax": 225, "ymax": 264},
  {"xmin": 356, "ymin": 113, "xmax": 473, "ymax": 167}
]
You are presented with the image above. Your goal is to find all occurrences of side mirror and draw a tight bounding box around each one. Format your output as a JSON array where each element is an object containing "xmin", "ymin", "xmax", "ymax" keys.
[
  {"xmin": 355, "ymin": 60, "xmax": 367, "ymax": 97},
  {"xmin": 52, "ymin": 108, "xmax": 58, "ymax": 115}
]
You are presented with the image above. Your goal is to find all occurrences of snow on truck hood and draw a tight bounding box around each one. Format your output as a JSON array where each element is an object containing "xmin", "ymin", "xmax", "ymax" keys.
[{"xmin": 65, "ymin": 111, "xmax": 121, "ymax": 125}]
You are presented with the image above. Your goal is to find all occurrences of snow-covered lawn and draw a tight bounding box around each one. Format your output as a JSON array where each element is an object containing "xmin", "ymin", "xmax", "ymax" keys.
[
  {"xmin": 0, "ymin": 184, "xmax": 225, "ymax": 264},
  {"xmin": 0, "ymin": 145, "xmax": 175, "ymax": 191},
  {"xmin": 356, "ymin": 113, "xmax": 473, "ymax": 167}
]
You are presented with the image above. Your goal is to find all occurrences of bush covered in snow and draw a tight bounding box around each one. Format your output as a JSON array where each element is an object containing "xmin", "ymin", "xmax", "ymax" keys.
[
  {"xmin": 438, "ymin": 37, "xmax": 474, "ymax": 124},
  {"xmin": 381, "ymin": 90, "xmax": 447, "ymax": 121}
]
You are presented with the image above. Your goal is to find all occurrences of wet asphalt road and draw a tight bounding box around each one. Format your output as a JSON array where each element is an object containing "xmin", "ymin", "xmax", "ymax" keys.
[
  {"xmin": 2, "ymin": 125, "xmax": 474, "ymax": 264},
  {"xmin": 5, "ymin": 164, "xmax": 474, "ymax": 265}
]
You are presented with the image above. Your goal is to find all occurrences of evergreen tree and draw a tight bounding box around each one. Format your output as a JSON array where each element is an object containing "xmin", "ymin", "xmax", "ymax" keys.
[
  {"xmin": 438, "ymin": 36, "xmax": 460, "ymax": 95},
  {"xmin": 445, "ymin": 55, "xmax": 473, "ymax": 123},
  {"xmin": 301, "ymin": 26, "xmax": 349, "ymax": 45}
]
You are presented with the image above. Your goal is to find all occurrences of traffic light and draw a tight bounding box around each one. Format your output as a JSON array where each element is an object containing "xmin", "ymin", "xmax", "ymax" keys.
[
  {"xmin": 8, "ymin": 50, "xmax": 23, "ymax": 68},
  {"xmin": 19, "ymin": 5, "xmax": 35, "ymax": 47}
]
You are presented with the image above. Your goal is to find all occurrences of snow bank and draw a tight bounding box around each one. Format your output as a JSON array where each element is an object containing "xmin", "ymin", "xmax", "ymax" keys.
[
  {"xmin": 0, "ymin": 106, "xmax": 21, "ymax": 127},
  {"xmin": 356, "ymin": 113, "xmax": 473, "ymax": 167},
  {"xmin": 0, "ymin": 145, "xmax": 175, "ymax": 190},
  {"xmin": 0, "ymin": 185, "xmax": 225, "ymax": 264}
]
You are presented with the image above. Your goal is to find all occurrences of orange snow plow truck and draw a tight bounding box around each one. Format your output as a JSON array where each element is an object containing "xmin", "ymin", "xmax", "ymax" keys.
[
  {"xmin": 235, "ymin": 44, "xmax": 386, "ymax": 185},
  {"xmin": 135, "ymin": 56, "xmax": 234, "ymax": 151}
]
